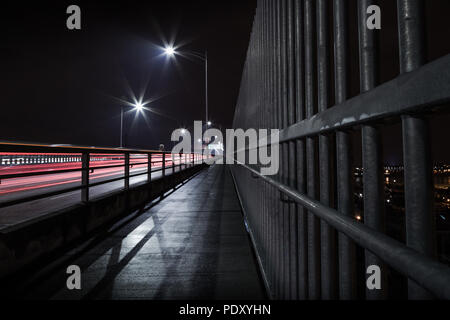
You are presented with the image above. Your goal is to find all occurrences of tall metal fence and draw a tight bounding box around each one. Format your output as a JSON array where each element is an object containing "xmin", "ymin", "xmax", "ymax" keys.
[{"xmin": 230, "ymin": 0, "xmax": 450, "ymax": 299}]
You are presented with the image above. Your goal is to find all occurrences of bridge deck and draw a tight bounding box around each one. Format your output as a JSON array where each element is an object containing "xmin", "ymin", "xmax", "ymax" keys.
[{"xmin": 16, "ymin": 165, "xmax": 265, "ymax": 300}]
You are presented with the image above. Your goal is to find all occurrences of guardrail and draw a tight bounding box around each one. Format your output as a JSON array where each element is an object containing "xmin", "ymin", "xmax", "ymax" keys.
[
  {"xmin": 0, "ymin": 142, "xmax": 205, "ymax": 208},
  {"xmin": 231, "ymin": 0, "xmax": 450, "ymax": 300}
]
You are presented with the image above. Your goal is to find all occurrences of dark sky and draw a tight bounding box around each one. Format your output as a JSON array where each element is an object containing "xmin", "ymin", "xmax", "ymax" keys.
[{"xmin": 0, "ymin": 0, "xmax": 256, "ymax": 149}]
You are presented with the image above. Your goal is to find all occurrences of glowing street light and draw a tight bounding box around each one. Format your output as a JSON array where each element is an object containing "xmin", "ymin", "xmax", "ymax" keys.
[
  {"xmin": 120, "ymin": 98, "xmax": 149, "ymax": 148},
  {"xmin": 164, "ymin": 46, "xmax": 176, "ymax": 57},
  {"xmin": 134, "ymin": 101, "xmax": 144, "ymax": 111}
]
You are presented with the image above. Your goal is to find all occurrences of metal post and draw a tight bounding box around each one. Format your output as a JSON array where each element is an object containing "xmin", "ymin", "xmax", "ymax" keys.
[
  {"xmin": 275, "ymin": 0, "xmax": 284, "ymax": 299},
  {"xmin": 120, "ymin": 106, "xmax": 124, "ymax": 148},
  {"xmin": 268, "ymin": 0, "xmax": 276, "ymax": 296},
  {"xmin": 305, "ymin": 0, "xmax": 320, "ymax": 300},
  {"xmin": 358, "ymin": 0, "xmax": 387, "ymax": 300},
  {"xmin": 317, "ymin": 0, "xmax": 337, "ymax": 300},
  {"xmin": 294, "ymin": 0, "xmax": 308, "ymax": 300},
  {"xmin": 205, "ymin": 51, "xmax": 208, "ymax": 124},
  {"xmin": 397, "ymin": 0, "xmax": 436, "ymax": 300},
  {"xmin": 162, "ymin": 153, "xmax": 166, "ymax": 178},
  {"xmin": 124, "ymin": 153, "xmax": 130, "ymax": 190},
  {"xmin": 280, "ymin": 0, "xmax": 291, "ymax": 300},
  {"xmin": 148, "ymin": 153, "xmax": 152, "ymax": 182},
  {"xmin": 81, "ymin": 152, "xmax": 89, "ymax": 202},
  {"xmin": 262, "ymin": 0, "xmax": 269, "ymax": 295},
  {"xmin": 286, "ymin": 0, "xmax": 298, "ymax": 300},
  {"xmin": 333, "ymin": 0, "xmax": 357, "ymax": 300}
]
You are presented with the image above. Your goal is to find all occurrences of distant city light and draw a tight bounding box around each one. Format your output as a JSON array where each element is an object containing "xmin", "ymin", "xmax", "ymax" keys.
[{"xmin": 207, "ymin": 121, "xmax": 212, "ymax": 126}]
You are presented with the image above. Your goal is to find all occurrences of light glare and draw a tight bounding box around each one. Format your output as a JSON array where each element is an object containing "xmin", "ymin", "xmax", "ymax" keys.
[
  {"xmin": 164, "ymin": 46, "xmax": 176, "ymax": 57},
  {"xmin": 135, "ymin": 102, "xmax": 144, "ymax": 111}
]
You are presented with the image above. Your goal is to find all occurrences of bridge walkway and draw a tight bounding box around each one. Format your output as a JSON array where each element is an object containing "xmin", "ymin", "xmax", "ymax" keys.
[{"xmin": 14, "ymin": 165, "xmax": 265, "ymax": 300}]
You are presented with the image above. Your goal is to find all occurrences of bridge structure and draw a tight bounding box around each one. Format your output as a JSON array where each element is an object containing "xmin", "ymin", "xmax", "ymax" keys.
[{"xmin": 1, "ymin": 0, "xmax": 450, "ymax": 300}]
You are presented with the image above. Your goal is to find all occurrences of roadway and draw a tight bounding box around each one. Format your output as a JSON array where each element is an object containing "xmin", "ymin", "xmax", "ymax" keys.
[{"xmin": 0, "ymin": 162, "xmax": 189, "ymax": 231}]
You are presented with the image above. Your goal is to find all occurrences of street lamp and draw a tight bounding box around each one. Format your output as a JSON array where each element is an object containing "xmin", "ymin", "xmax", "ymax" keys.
[
  {"xmin": 164, "ymin": 46, "xmax": 176, "ymax": 57},
  {"xmin": 134, "ymin": 101, "xmax": 144, "ymax": 112},
  {"xmin": 120, "ymin": 99, "xmax": 147, "ymax": 148},
  {"xmin": 163, "ymin": 45, "xmax": 210, "ymax": 127}
]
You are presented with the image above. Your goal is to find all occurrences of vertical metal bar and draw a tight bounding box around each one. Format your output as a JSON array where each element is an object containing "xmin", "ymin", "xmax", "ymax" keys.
[
  {"xmin": 256, "ymin": 2, "xmax": 261, "ymax": 258},
  {"xmin": 280, "ymin": 0, "xmax": 291, "ymax": 300},
  {"xmin": 317, "ymin": 0, "xmax": 337, "ymax": 300},
  {"xmin": 266, "ymin": 0, "xmax": 272, "ymax": 296},
  {"xmin": 120, "ymin": 106, "xmax": 124, "ymax": 148},
  {"xmin": 148, "ymin": 153, "xmax": 152, "ymax": 182},
  {"xmin": 294, "ymin": 0, "xmax": 308, "ymax": 300},
  {"xmin": 333, "ymin": 0, "xmax": 357, "ymax": 300},
  {"xmin": 81, "ymin": 152, "xmax": 89, "ymax": 202},
  {"xmin": 162, "ymin": 153, "xmax": 166, "ymax": 178},
  {"xmin": 260, "ymin": 0, "xmax": 266, "ymax": 283},
  {"xmin": 305, "ymin": 0, "xmax": 321, "ymax": 300},
  {"xmin": 124, "ymin": 153, "xmax": 130, "ymax": 189},
  {"xmin": 260, "ymin": 1, "xmax": 265, "ymax": 266},
  {"xmin": 275, "ymin": 0, "xmax": 284, "ymax": 299},
  {"xmin": 287, "ymin": 0, "xmax": 298, "ymax": 301},
  {"xmin": 397, "ymin": 0, "xmax": 436, "ymax": 300},
  {"xmin": 268, "ymin": 0, "xmax": 277, "ymax": 297},
  {"xmin": 358, "ymin": 0, "xmax": 387, "ymax": 300}
]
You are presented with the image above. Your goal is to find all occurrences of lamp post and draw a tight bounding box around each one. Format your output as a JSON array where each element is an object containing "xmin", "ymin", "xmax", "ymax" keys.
[
  {"xmin": 120, "ymin": 100, "xmax": 145, "ymax": 148},
  {"xmin": 163, "ymin": 46, "xmax": 210, "ymax": 127}
]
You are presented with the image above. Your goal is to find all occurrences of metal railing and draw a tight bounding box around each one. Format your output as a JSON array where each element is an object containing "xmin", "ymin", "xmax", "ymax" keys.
[
  {"xmin": 0, "ymin": 141, "xmax": 204, "ymax": 208},
  {"xmin": 230, "ymin": 0, "xmax": 450, "ymax": 300}
]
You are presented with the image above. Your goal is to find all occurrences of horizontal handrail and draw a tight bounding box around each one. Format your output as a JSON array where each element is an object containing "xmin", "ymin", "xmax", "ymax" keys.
[
  {"xmin": 236, "ymin": 162, "xmax": 450, "ymax": 300},
  {"xmin": 0, "ymin": 142, "xmax": 205, "ymax": 208}
]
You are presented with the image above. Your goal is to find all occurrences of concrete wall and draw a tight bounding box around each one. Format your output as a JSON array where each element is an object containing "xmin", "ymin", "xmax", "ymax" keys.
[{"xmin": 0, "ymin": 165, "xmax": 206, "ymax": 279}]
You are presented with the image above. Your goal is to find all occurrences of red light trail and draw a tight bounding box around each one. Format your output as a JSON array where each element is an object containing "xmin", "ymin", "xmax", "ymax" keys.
[{"xmin": 0, "ymin": 154, "xmax": 179, "ymax": 196}]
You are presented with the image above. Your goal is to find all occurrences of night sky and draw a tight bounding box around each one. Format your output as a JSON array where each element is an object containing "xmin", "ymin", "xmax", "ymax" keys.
[
  {"xmin": 0, "ymin": 0, "xmax": 256, "ymax": 149},
  {"xmin": 0, "ymin": 0, "xmax": 449, "ymax": 164}
]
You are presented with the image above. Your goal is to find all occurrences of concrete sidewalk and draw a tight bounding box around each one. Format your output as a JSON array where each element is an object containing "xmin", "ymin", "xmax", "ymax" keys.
[{"xmin": 18, "ymin": 165, "xmax": 265, "ymax": 300}]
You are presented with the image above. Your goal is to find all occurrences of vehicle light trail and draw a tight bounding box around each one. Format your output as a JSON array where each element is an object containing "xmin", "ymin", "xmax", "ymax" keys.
[{"xmin": 0, "ymin": 154, "xmax": 177, "ymax": 196}]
